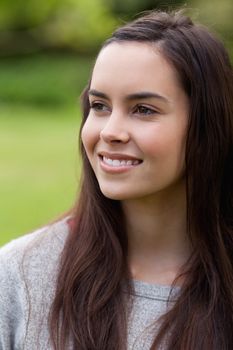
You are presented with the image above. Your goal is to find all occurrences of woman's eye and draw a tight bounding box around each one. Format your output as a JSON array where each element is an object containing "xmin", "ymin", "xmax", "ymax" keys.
[
  {"xmin": 90, "ymin": 102, "xmax": 109, "ymax": 112},
  {"xmin": 134, "ymin": 105, "xmax": 157, "ymax": 116}
]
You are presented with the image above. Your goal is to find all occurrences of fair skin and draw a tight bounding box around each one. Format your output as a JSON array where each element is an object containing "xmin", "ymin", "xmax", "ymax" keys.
[{"xmin": 81, "ymin": 42, "xmax": 191, "ymax": 285}]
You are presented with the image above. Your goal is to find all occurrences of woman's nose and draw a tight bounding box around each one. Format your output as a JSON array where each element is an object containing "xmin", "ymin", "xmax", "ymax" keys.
[{"xmin": 100, "ymin": 113, "xmax": 130, "ymax": 143}]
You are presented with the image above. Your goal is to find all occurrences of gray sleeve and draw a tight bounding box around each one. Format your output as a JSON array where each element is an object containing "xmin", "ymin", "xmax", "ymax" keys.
[
  {"xmin": 0, "ymin": 221, "xmax": 68, "ymax": 350},
  {"xmin": 0, "ymin": 241, "xmax": 28, "ymax": 350}
]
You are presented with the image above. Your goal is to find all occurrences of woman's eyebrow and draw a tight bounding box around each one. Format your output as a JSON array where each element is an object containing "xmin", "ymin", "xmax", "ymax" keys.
[
  {"xmin": 125, "ymin": 91, "xmax": 170, "ymax": 103},
  {"xmin": 88, "ymin": 89, "xmax": 109, "ymax": 99},
  {"xmin": 88, "ymin": 89, "xmax": 170, "ymax": 103}
]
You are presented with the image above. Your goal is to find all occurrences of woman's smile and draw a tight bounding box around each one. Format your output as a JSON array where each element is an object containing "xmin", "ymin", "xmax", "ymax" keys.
[{"xmin": 98, "ymin": 152, "xmax": 143, "ymax": 173}]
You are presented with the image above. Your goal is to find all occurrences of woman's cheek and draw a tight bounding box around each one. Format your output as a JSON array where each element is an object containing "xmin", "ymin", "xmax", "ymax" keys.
[{"xmin": 81, "ymin": 119, "xmax": 94, "ymax": 150}]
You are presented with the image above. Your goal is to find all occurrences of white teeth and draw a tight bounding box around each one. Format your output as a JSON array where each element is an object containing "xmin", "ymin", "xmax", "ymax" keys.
[
  {"xmin": 112, "ymin": 159, "xmax": 121, "ymax": 166},
  {"xmin": 102, "ymin": 156, "xmax": 140, "ymax": 167},
  {"xmin": 103, "ymin": 157, "xmax": 113, "ymax": 166}
]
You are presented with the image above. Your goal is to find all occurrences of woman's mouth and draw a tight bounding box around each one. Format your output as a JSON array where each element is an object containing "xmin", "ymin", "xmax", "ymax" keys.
[
  {"xmin": 98, "ymin": 153, "xmax": 142, "ymax": 173},
  {"xmin": 102, "ymin": 156, "xmax": 141, "ymax": 167}
]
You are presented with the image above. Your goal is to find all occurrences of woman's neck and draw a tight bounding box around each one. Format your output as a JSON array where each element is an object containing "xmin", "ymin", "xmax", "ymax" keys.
[{"xmin": 122, "ymin": 183, "xmax": 191, "ymax": 285}]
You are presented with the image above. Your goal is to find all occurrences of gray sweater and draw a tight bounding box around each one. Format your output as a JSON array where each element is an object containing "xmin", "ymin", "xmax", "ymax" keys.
[{"xmin": 0, "ymin": 219, "xmax": 178, "ymax": 350}]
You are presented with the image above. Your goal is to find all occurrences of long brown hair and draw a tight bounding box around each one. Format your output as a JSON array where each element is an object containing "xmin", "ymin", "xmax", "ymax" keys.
[{"xmin": 49, "ymin": 10, "xmax": 233, "ymax": 349}]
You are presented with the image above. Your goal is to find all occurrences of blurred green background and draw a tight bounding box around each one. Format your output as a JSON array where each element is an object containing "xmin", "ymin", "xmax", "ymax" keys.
[{"xmin": 1, "ymin": 0, "xmax": 232, "ymax": 245}]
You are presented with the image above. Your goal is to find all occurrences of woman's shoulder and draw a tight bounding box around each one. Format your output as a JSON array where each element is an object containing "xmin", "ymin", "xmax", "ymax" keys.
[
  {"xmin": 0, "ymin": 217, "xmax": 70, "ymax": 267},
  {"xmin": 0, "ymin": 217, "xmax": 70, "ymax": 296},
  {"xmin": 0, "ymin": 218, "xmax": 70, "ymax": 349}
]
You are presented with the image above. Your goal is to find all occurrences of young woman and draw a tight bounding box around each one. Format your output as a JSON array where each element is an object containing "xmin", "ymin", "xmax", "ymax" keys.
[{"xmin": 0, "ymin": 9, "xmax": 233, "ymax": 350}]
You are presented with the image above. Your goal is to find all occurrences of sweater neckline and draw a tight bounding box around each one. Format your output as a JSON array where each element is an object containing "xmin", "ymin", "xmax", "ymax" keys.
[{"xmin": 131, "ymin": 279, "xmax": 180, "ymax": 301}]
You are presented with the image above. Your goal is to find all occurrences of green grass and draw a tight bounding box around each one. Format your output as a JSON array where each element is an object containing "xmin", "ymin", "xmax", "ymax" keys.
[
  {"xmin": 0, "ymin": 53, "xmax": 93, "ymax": 246},
  {"xmin": 0, "ymin": 104, "xmax": 82, "ymax": 246}
]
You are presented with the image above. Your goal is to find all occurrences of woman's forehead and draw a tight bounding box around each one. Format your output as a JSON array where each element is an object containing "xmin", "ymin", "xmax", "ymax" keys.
[{"xmin": 90, "ymin": 42, "xmax": 186, "ymax": 104}]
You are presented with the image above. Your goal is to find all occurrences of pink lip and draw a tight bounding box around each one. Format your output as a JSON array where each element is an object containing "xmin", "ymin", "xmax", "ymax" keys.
[{"xmin": 98, "ymin": 151, "xmax": 142, "ymax": 161}]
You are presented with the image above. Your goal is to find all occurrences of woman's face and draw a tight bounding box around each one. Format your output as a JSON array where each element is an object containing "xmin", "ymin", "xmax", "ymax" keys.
[{"xmin": 81, "ymin": 42, "xmax": 189, "ymax": 201}]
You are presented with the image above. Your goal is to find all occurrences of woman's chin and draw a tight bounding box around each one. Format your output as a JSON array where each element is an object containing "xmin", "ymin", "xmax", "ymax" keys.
[
  {"xmin": 99, "ymin": 186, "xmax": 131, "ymax": 201},
  {"xmin": 102, "ymin": 191, "xmax": 128, "ymax": 201}
]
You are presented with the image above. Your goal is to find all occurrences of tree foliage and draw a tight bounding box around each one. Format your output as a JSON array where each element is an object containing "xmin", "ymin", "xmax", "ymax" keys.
[
  {"xmin": 0, "ymin": 0, "xmax": 232, "ymax": 56},
  {"xmin": 0, "ymin": 0, "xmax": 117, "ymax": 55},
  {"xmin": 108, "ymin": 0, "xmax": 184, "ymax": 18}
]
